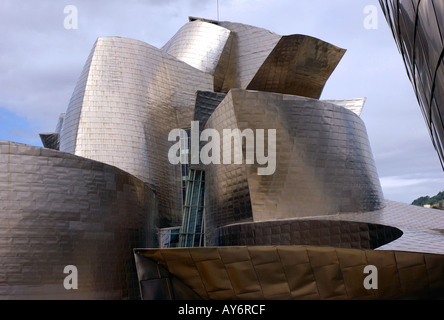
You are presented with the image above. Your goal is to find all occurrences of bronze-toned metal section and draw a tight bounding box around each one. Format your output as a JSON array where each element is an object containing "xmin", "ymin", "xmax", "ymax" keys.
[
  {"xmin": 134, "ymin": 246, "xmax": 444, "ymax": 300},
  {"xmin": 59, "ymin": 36, "xmax": 214, "ymax": 228},
  {"xmin": 161, "ymin": 19, "xmax": 233, "ymax": 93},
  {"xmin": 247, "ymin": 35, "xmax": 346, "ymax": 99}
]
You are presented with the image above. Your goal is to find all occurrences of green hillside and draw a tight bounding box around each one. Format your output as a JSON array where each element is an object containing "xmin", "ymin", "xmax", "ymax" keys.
[{"xmin": 412, "ymin": 191, "xmax": 444, "ymax": 209}]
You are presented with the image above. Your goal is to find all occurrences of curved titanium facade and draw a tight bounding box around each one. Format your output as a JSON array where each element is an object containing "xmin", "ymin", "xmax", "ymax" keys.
[
  {"xmin": 161, "ymin": 20, "xmax": 232, "ymax": 92},
  {"xmin": 247, "ymin": 35, "xmax": 346, "ymax": 99},
  {"xmin": 217, "ymin": 220, "xmax": 403, "ymax": 249},
  {"xmin": 134, "ymin": 246, "xmax": 444, "ymax": 300},
  {"xmin": 203, "ymin": 89, "xmax": 384, "ymax": 242},
  {"xmin": 216, "ymin": 20, "xmax": 282, "ymax": 92},
  {"xmin": 380, "ymin": 0, "xmax": 444, "ymax": 169},
  {"xmin": 59, "ymin": 36, "xmax": 213, "ymax": 227},
  {"xmin": 11, "ymin": 16, "xmax": 444, "ymax": 300},
  {"xmin": 0, "ymin": 140, "xmax": 157, "ymax": 299}
]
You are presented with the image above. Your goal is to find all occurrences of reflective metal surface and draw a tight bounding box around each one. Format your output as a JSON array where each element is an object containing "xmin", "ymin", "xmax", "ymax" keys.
[
  {"xmin": 203, "ymin": 89, "xmax": 384, "ymax": 243},
  {"xmin": 39, "ymin": 132, "xmax": 60, "ymax": 150},
  {"xmin": 247, "ymin": 35, "xmax": 346, "ymax": 99},
  {"xmin": 59, "ymin": 36, "xmax": 214, "ymax": 227},
  {"xmin": 217, "ymin": 20, "xmax": 282, "ymax": 92},
  {"xmin": 380, "ymin": 0, "xmax": 444, "ymax": 169},
  {"xmin": 323, "ymin": 98, "xmax": 367, "ymax": 117},
  {"xmin": 0, "ymin": 140, "xmax": 158, "ymax": 299},
  {"xmin": 134, "ymin": 246, "xmax": 444, "ymax": 300},
  {"xmin": 3, "ymin": 15, "xmax": 443, "ymax": 300},
  {"xmin": 162, "ymin": 19, "xmax": 232, "ymax": 92}
]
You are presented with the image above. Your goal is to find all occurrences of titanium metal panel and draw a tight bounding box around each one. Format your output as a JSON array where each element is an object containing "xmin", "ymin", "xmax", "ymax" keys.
[
  {"xmin": 134, "ymin": 246, "xmax": 444, "ymax": 300},
  {"xmin": 247, "ymin": 35, "xmax": 346, "ymax": 99},
  {"xmin": 0, "ymin": 140, "xmax": 158, "ymax": 300},
  {"xmin": 323, "ymin": 98, "xmax": 367, "ymax": 117},
  {"xmin": 161, "ymin": 20, "xmax": 232, "ymax": 92},
  {"xmin": 59, "ymin": 36, "xmax": 213, "ymax": 227},
  {"xmin": 217, "ymin": 21, "xmax": 282, "ymax": 93},
  {"xmin": 203, "ymin": 89, "xmax": 384, "ymax": 242}
]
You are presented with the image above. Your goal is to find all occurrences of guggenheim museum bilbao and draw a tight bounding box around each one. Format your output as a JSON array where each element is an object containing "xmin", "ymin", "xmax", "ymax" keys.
[{"xmin": 1, "ymin": 16, "xmax": 444, "ymax": 300}]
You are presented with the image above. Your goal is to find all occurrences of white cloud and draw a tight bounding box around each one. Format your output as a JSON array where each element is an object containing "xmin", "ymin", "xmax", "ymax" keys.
[{"xmin": 380, "ymin": 176, "xmax": 438, "ymax": 189}]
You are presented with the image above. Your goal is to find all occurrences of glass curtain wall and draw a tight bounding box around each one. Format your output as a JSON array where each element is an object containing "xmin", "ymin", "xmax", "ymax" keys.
[{"xmin": 180, "ymin": 169, "xmax": 206, "ymax": 247}]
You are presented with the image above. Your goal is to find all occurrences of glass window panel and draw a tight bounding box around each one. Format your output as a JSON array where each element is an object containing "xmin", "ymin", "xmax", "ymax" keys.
[
  {"xmin": 411, "ymin": 0, "xmax": 420, "ymax": 11},
  {"xmin": 399, "ymin": 1, "xmax": 416, "ymax": 61},
  {"xmin": 386, "ymin": 1, "xmax": 397, "ymax": 37},
  {"xmin": 414, "ymin": 36, "xmax": 433, "ymax": 105},
  {"xmin": 432, "ymin": 0, "xmax": 444, "ymax": 42},
  {"xmin": 414, "ymin": 66, "xmax": 430, "ymax": 115},
  {"xmin": 194, "ymin": 234, "xmax": 201, "ymax": 247},
  {"xmin": 432, "ymin": 61, "xmax": 444, "ymax": 119},
  {"xmin": 178, "ymin": 169, "xmax": 206, "ymax": 247},
  {"xmin": 390, "ymin": 0, "xmax": 401, "ymax": 38},
  {"xmin": 418, "ymin": 1, "xmax": 442, "ymax": 71}
]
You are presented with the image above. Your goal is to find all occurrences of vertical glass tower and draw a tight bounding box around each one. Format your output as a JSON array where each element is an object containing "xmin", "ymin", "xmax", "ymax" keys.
[
  {"xmin": 180, "ymin": 128, "xmax": 191, "ymax": 204},
  {"xmin": 180, "ymin": 169, "xmax": 206, "ymax": 247}
]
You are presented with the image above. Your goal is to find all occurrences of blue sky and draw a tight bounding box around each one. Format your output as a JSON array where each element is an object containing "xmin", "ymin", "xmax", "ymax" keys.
[
  {"xmin": 0, "ymin": 0, "xmax": 443, "ymax": 204},
  {"xmin": 0, "ymin": 107, "xmax": 43, "ymax": 146}
]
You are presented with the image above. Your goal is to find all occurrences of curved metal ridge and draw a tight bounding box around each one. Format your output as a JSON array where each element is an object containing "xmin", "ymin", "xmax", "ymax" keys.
[
  {"xmin": 247, "ymin": 35, "xmax": 346, "ymax": 99},
  {"xmin": 134, "ymin": 245, "xmax": 444, "ymax": 300},
  {"xmin": 203, "ymin": 89, "xmax": 384, "ymax": 240}
]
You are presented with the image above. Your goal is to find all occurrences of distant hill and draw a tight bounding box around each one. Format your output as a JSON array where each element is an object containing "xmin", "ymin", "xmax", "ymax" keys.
[{"xmin": 412, "ymin": 191, "xmax": 444, "ymax": 210}]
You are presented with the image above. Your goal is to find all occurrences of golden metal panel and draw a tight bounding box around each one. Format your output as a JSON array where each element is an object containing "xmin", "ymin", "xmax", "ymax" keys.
[
  {"xmin": 247, "ymin": 35, "xmax": 346, "ymax": 99},
  {"xmin": 135, "ymin": 246, "xmax": 444, "ymax": 300}
]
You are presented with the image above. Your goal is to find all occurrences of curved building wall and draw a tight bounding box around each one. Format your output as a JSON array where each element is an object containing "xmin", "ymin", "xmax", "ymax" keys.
[
  {"xmin": 135, "ymin": 246, "xmax": 444, "ymax": 300},
  {"xmin": 0, "ymin": 141, "xmax": 158, "ymax": 299},
  {"xmin": 217, "ymin": 21, "xmax": 282, "ymax": 93},
  {"xmin": 161, "ymin": 20, "xmax": 232, "ymax": 91},
  {"xmin": 246, "ymin": 35, "xmax": 346, "ymax": 99},
  {"xmin": 59, "ymin": 37, "xmax": 213, "ymax": 227},
  {"xmin": 380, "ymin": 0, "xmax": 444, "ymax": 169},
  {"xmin": 60, "ymin": 41, "xmax": 96, "ymax": 155},
  {"xmin": 204, "ymin": 89, "xmax": 384, "ymax": 241},
  {"xmin": 323, "ymin": 98, "xmax": 367, "ymax": 117}
]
